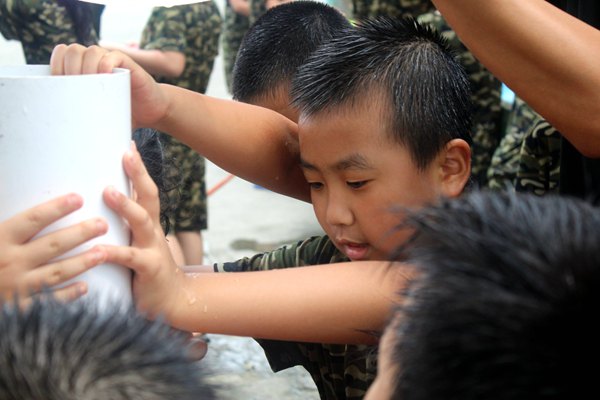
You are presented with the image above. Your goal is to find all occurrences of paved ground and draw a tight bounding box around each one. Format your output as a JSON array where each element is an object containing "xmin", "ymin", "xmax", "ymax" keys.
[{"xmin": 1, "ymin": 6, "xmax": 323, "ymax": 398}]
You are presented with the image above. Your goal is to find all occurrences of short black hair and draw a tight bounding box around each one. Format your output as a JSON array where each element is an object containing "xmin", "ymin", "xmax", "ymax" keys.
[
  {"xmin": 0, "ymin": 298, "xmax": 216, "ymax": 399},
  {"xmin": 390, "ymin": 191, "xmax": 600, "ymax": 399},
  {"xmin": 232, "ymin": 0, "xmax": 351, "ymax": 103},
  {"xmin": 291, "ymin": 16, "xmax": 472, "ymax": 170}
]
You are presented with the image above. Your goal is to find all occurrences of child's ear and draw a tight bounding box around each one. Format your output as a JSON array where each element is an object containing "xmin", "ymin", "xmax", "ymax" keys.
[{"xmin": 438, "ymin": 139, "xmax": 471, "ymax": 198}]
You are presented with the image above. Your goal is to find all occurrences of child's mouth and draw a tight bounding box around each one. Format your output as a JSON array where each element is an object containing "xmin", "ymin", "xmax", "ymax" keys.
[{"xmin": 341, "ymin": 242, "xmax": 369, "ymax": 260}]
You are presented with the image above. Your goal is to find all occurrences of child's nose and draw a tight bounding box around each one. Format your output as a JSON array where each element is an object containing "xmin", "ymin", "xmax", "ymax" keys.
[{"xmin": 325, "ymin": 195, "xmax": 354, "ymax": 227}]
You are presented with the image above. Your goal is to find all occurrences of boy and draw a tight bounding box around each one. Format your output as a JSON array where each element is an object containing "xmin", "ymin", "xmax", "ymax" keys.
[
  {"xmin": 50, "ymin": 17, "xmax": 471, "ymax": 399},
  {"xmin": 366, "ymin": 190, "xmax": 600, "ymax": 399},
  {"xmin": 0, "ymin": 297, "xmax": 215, "ymax": 399},
  {"xmin": 232, "ymin": 0, "xmax": 351, "ymax": 121}
]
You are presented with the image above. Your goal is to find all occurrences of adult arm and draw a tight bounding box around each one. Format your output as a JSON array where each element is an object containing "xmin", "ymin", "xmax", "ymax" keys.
[{"xmin": 432, "ymin": 0, "xmax": 600, "ymax": 157}]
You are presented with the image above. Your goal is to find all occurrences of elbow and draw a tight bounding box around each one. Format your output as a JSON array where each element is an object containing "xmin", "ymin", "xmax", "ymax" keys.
[
  {"xmin": 574, "ymin": 138, "xmax": 600, "ymax": 158},
  {"xmin": 162, "ymin": 63, "xmax": 185, "ymax": 78},
  {"xmin": 569, "ymin": 118, "xmax": 600, "ymax": 158},
  {"xmin": 161, "ymin": 52, "xmax": 186, "ymax": 78}
]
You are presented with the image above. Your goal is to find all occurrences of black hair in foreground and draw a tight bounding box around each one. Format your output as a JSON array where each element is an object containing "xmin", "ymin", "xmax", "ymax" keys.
[
  {"xmin": 232, "ymin": 0, "xmax": 351, "ymax": 103},
  {"xmin": 291, "ymin": 16, "xmax": 472, "ymax": 170},
  {"xmin": 390, "ymin": 191, "xmax": 600, "ymax": 399},
  {"xmin": 0, "ymin": 297, "xmax": 216, "ymax": 400}
]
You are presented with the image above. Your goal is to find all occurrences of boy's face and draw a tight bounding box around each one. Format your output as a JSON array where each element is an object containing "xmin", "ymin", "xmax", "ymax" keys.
[{"xmin": 299, "ymin": 105, "xmax": 443, "ymax": 261}]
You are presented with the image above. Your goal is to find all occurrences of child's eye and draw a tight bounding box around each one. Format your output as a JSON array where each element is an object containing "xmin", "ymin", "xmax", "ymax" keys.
[
  {"xmin": 347, "ymin": 181, "xmax": 368, "ymax": 189},
  {"xmin": 309, "ymin": 182, "xmax": 324, "ymax": 190}
]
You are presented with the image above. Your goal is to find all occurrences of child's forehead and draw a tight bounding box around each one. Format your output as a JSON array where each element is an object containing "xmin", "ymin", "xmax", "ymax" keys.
[
  {"xmin": 298, "ymin": 88, "xmax": 391, "ymax": 124},
  {"xmin": 298, "ymin": 100, "xmax": 398, "ymax": 145}
]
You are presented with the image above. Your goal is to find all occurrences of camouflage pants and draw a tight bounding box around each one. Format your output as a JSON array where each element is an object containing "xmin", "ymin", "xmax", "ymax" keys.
[{"xmin": 160, "ymin": 134, "xmax": 207, "ymax": 232}]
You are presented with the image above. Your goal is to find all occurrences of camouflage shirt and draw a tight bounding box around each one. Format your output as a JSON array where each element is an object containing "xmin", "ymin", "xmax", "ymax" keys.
[
  {"xmin": 0, "ymin": 0, "xmax": 97, "ymax": 64},
  {"xmin": 351, "ymin": 0, "xmax": 434, "ymax": 19},
  {"xmin": 487, "ymin": 97, "xmax": 539, "ymax": 190},
  {"xmin": 514, "ymin": 118, "xmax": 561, "ymax": 196},
  {"xmin": 140, "ymin": 2, "xmax": 222, "ymax": 94},
  {"xmin": 215, "ymin": 236, "xmax": 378, "ymax": 400},
  {"xmin": 248, "ymin": 0, "xmax": 267, "ymax": 25}
]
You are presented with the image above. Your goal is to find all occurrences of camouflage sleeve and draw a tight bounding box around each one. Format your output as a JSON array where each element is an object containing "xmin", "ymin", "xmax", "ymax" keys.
[
  {"xmin": 515, "ymin": 119, "xmax": 562, "ymax": 196},
  {"xmin": 0, "ymin": 0, "xmax": 22, "ymax": 39},
  {"xmin": 0, "ymin": 0, "xmax": 65, "ymax": 40},
  {"xmin": 248, "ymin": 0, "xmax": 267, "ymax": 25},
  {"xmin": 487, "ymin": 97, "xmax": 540, "ymax": 190},
  {"xmin": 368, "ymin": 0, "xmax": 434, "ymax": 19},
  {"xmin": 215, "ymin": 236, "xmax": 343, "ymax": 272},
  {"xmin": 140, "ymin": 7, "xmax": 186, "ymax": 53}
]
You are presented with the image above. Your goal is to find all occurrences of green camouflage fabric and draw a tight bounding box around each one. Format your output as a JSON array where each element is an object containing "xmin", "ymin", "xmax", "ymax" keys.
[
  {"xmin": 215, "ymin": 236, "xmax": 378, "ymax": 400},
  {"xmin": 140, "ymin": 2, "xmax": 222, "ymax": 93},
  {"xmin": 140, "ymin": 2, "xmax": 222, "ymax": 232},
  {"xmin": 487, "ymin": 97, "xmax": 539, "ymax": 190},
  {"xmin": 222, "ymin": 2, "xmax": 250, "ymax": 92},
  {"xmin": 419, "ymin": 11, "xmax": 503, "ymax": 187},
  {"xmin": 0, "ymin": 0, "xmax": 97, "ymax": 64},
  {"xmin": 248, "ymin": 0, "xmax": 267, "ymax": 25},
  {"xmin": 514, "ymin": 118, "xmax": 561, "ymax": 196},
  {"xmin": 351, "ymin": 0, "xmax": 433, "ymax": 19}
]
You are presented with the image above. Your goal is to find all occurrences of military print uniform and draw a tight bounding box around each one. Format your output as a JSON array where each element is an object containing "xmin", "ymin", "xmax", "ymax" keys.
[
  {"xmin": 357, "ymin": 0, "xmax": 434, "ymax": 19},
  {"xmin": 487, "ymin": 97, "xmax": 539, "ymax": 190},
  {"xmin": 515, "ymin": 118, "xmax": 561, "ymax": 196},
  {"xmin": 140, "ymin": 3, "xmax": 222, "ymax": 232},
  {"xmin": 248, "ymin": 0, "xmax": 268, "ymax": 25},
  {"xmin": 0, "ymin": 0, "xmax": 97, "ymax": 64},
  {"xmin": 222, "ymin": 1, "xmax": 250, "ymax": 92},
  {"xmin": 216, "ymin": 236, "xmax": 377, "ymax": 400},
  {"xmin": 419, "ymin": 11, "xmax": 503, "ymax": 187}
]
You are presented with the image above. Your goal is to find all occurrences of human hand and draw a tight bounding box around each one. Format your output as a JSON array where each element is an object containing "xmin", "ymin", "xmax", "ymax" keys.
[
  {"xmin": 0, "ymin": 194, "xmax": 108, "ymax": 304},
  {"xmin": 50, "ymin": 44, "xmax": 169, "ymax": 130},
  {"xmin": 101, "ymin": 144, "xmax": 184, "ymax": 320}
]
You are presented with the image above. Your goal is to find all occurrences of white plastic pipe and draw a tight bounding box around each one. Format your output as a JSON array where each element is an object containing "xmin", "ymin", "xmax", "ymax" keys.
[{"xmin": 0, "ymin": 65, "xmax": 132, "ymax": 308}]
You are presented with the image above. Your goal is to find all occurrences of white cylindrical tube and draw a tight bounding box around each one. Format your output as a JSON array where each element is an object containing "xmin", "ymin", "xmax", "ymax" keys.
[{"xmin": 0, "ymin": 65, "xmax": 132, "ymax": 307}]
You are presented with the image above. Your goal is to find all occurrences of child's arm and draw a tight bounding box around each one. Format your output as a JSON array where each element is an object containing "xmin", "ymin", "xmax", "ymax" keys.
[
  {"xmin": 432, "ymin": 0, "xmax": 600, "ymax": 157},
  {"xmin": 102, "ymin": 147, "xmax": 409, "ymax": 344},
  {"xmin": 50, "ymin": 44, "xmax": 310, "ymax": 202},
  {"xmin": 101, "ymin": 42, "xmax": 186, "ymax": 78},
  {"xmin": 0, "ymin": 194, "xmax": 108, "ymax": 303}
]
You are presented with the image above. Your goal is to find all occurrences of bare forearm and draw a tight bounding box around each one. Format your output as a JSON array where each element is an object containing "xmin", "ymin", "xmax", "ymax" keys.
[
  {"xmin": 170, "ymin": 262, "xmax": 411, "ymax": 344},
  {"xmin": 102, "ymin": 43, "xmax": 185, "ymax": 78},
  {"xmin": 157, "ymin": 84, "xmax": 310, "ymax": 201},
  {"xmin": 433, "ymin": 0, "xmax": 600, "ymax": 156}
]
